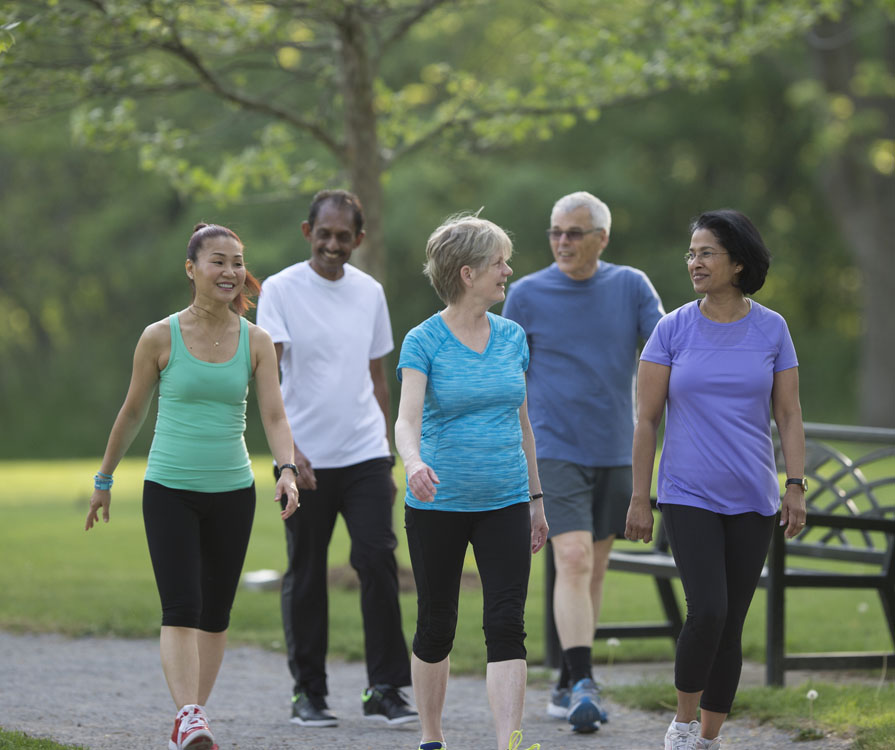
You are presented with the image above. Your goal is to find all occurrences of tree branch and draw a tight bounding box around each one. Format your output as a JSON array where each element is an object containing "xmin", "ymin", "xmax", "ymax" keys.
[
  {"xmin": 155, "ymin": 34, "xmax": 344, "ymax": 159},
  {"xmin": 379, "ymin": 0, "xmax": 454, "ymax": 54}
]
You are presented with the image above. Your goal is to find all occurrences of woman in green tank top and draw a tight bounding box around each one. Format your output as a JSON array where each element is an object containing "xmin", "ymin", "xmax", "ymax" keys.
[{"xmin": 85, "ymin": 223, "xmax": 301, "ymax": 750}]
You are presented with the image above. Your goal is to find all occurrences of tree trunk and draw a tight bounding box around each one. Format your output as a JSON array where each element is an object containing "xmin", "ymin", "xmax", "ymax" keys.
[
  {"xmin": 338, "ymin": 8, "xmax": 386, "ymax": 285},
  {"xmin": 811, "ymin": 12, "xmax": 895, "ymax": 427}
]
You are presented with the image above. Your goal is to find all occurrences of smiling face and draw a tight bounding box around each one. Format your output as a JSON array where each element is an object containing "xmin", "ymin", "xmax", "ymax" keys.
[
  {"xmin": 468, "ymin": 247, "xmax": 513, "ymax": 307},
  {"xmin": 302, "ymin": 200, "xmax": 365, "ymax": 281},
  {"xmin": 688, "ymin": 227, "xmax": 743, "ymax": 295},
  {"xmin": 186, "ymin": 235, "xmax": 246, "ymax": 304},
  {"xmin": 549, "ymin": 205, "xmax": 608, "ymax": 281}
]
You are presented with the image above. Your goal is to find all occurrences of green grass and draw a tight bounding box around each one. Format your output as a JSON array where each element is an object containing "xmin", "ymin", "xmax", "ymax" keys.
[
  {"xmin": 607, "ymin": 680, "xmax": 895, "ymax": 750},
  {"xmin": 2, "ymin": 455, "xmax": 894, "ymax": 746},
  {"xmin": 2, "ymin": 456, "xmax": 893, "ymax": 668},
  {"xmin": 0, "ymin": 729, "xmax": 86, "ymax": 750}
]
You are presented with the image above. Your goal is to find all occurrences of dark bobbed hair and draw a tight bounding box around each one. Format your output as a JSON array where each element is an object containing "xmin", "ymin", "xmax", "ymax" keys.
[
  {"xmin": 187, "ymin": 223, "xmax": 260, "ymax": 316},
  {"xmin": 307, "ymin": 189, "xmax": 365, "ymax": 235},
  {"xmin": 690, "ymin": 209, "xmax": 771, "ymax": 295}
]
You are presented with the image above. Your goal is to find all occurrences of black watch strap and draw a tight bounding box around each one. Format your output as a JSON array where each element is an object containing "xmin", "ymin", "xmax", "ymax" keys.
[
  {"xmin": 785, "ymin": 477, "xmax": 806, "ymax": 491},
  {"xmin": 279, "ymin": 463, "xmax": 299, "ymax": 478}
]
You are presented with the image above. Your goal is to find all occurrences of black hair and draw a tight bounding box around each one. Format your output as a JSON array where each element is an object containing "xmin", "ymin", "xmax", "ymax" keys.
[
  {"xmin": 690, "ymin": 209, "xmax": 771, "ymax": 295},
  {"xmin": 186, "ymin": 222, "xmax": 260, "ymax": 316},
  {"xmin": 307, "ymin": 189, "xmax": 364, "ymax": 235}
]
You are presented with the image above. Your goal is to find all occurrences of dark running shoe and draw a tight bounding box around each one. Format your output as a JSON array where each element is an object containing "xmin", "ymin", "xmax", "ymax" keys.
[
  {"xmin": 362, "ymin": 684, "xmax": 419, "ymax": 725},
  {"xmin": 291, "ymin": 692, "xmax": 338, "ymax": 727},
  {"xmin": 567, "ymin": 677, "xmax": 602, "ymax": 733}
]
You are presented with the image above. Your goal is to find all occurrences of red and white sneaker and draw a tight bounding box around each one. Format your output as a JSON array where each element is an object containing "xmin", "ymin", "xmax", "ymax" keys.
[{"xmin": 169, "ymin": 704, "xmax": 214, "ymax": 750}]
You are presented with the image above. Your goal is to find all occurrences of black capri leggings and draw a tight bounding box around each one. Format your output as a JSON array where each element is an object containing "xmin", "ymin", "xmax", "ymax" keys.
[
  {"xmin": 662, "ymin": 504, "xmax": 775, "ymax": 714},
  {"xmin": 405, "ymin": 502, "xmax": 532, "ymax": 664},
  {"xmin": 143, "ymin": 480, "xmax": 255, "ymax": 632}
]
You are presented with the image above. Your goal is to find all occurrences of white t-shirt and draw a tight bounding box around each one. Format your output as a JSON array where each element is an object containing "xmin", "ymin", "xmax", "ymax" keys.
[{"xmin": 256, "ymin": 261, "xmax": 394, "ymax": 468}]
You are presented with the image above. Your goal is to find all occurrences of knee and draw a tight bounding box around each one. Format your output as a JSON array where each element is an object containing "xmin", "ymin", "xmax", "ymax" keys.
[
  {"xmin": 413, "ymin": 615, "xmax": 457, "ymax": 663},
  {"xmin": 350, "ymin": 543, "xmax": 398, "ymax": 578},
  {"xmin": 484, "ymin": 614, "xmax": 527, "ymax": 663},
  {"xmin": 554, "ymin": 540, "xmax": 593, "ymax": 581},
  {"xmin": 686, "ymin": 600, "xmax": 727, "ymax": 639}
]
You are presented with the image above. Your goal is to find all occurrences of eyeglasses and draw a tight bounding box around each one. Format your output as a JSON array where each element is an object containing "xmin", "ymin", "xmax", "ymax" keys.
[
  {"xmin": 546, "ymin": 228, "xmax": 601, "ymax": 242},
  {"xmin": 684, "ymin": 250, "xmax": 729, "ymax": 264}
]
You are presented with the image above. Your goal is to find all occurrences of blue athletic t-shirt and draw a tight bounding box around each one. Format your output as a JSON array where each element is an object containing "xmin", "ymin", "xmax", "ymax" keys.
[
  {"xmin": 640, "ymin": 300, "xmax": 799, "ymax": 516},
  {"xmin": 502, "ymin": 261, "xmax": 663, "ymax": 466},
  {"xmin": 397, "ymin": 312, "xmax": 530, "ymax": 512}
]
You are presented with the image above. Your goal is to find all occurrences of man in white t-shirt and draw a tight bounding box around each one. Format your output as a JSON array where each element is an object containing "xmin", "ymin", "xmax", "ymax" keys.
[{"xmin": 257, "ymin": 189, "xmax": 415, "ymax": 729}]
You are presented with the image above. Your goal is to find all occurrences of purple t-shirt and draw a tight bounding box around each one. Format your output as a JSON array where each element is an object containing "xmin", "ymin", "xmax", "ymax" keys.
[{"xmin": 640, "ymin": 300, "xmax": 798, "ymax": 516}]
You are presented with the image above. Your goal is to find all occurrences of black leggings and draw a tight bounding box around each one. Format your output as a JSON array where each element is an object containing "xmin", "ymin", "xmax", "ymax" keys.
[
  {"xmin": 662, "ymin": 504, "xmax": 774, "ymax": 714},
  {"xmin": 405, "ymin": 502, "xmax": 532, "ymax": 664},
  {"xmin": 143, "ymin": 480, "xmax": 255, "ymax": 632}
]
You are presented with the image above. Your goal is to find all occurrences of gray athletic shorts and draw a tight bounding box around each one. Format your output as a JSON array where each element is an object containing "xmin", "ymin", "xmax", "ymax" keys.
[{"xmin": 538, "ymin": 459, "xmax": 632, "ymax": 541}]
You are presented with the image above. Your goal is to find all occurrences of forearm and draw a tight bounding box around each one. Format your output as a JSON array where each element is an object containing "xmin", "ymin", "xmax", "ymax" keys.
[
  {"xmin": 631, "ymin": 418, "xmax": 659, "ymax": 501},
  {"xmin": 775, "ymin": 411, "xmax": 806, "ymax": 479},
  {"xmin": 98, "ymin": 401, "xmax": 150, "ymax": 475},
  {"xmin": 394, "ymin": 416, "xmax": 422, "ymax": 469},
  {"xmin": 521, "ymin": 422, "xmax": 541, "ymax": 497},
  {"xmin": 262, "ymin": 412, "xmax": 295, "ymax": 468}
]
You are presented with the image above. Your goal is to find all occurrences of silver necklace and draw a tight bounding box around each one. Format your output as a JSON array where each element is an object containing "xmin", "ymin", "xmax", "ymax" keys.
[{"xmin": 189, "ymin": 305, "xmax": 229, "ymax": 346}]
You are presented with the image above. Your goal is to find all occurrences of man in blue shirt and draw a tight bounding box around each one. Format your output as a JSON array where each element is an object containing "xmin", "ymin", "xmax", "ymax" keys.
[{"xmin": 503, "ymin": 191, "xmax": 664, "ymax": 734}]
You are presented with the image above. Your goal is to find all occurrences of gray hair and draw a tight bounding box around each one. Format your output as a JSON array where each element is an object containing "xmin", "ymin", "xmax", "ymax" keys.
[
  {"xmin": 423, "ymin": 214, "xmax": 513, "ymax": 304},
  {"xmin": 551, "ymin": 191, "xmax": 611, "ymax": 235}
]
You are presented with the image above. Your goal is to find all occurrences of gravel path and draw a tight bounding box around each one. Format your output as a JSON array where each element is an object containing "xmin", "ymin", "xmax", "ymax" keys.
[{"xmin": 0, "ymin": 631, "xmax": 854, "ymax": 749}]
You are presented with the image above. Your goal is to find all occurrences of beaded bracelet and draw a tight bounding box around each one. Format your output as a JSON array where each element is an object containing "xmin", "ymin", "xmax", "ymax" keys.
[{"xmin": 94, "ymin": 472, "xmax": 114, "ymax": 491}]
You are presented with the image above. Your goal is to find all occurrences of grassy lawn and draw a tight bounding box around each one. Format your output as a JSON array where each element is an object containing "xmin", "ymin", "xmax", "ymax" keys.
[
  {"xmin": 0, "ymin": 730, "xmax": 86, "ymax": 750},
  {"xmin": 2, "ymin": 453, "xmax": 894, "ymax": 746},
  {"xmin": 609, "ymin": 679, "xmax": 895, "ymax": 750}
]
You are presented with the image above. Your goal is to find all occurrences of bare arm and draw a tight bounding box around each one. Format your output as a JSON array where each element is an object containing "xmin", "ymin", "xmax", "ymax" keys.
[
  {"xmin": 519, "ymin": 392, "xmax": 547, "ymax": 554},
  {"xmin": 85, "ymin": 322, "xmax": 166, "ymax": 530},
  {"xmin": 370, "ymin": 356, "xmax": 393, "ymax": 446},
  {"xmin": 625, "ymin": 360, "xmax": 670, "ymax": 543},
  {"xmin": 395, "ymin": 368, "xmax": 439, "ymax": 502},
  {"xmin": 254, "ymin": 326, "xmax": 299, "ymax": 519},
  {"xmin": 772, "ymin": 366, "xmax": 807, "ymax": 538},
  {"xmin": 274, "ymin": 341, "xmax": 316, "ymax": 490}
]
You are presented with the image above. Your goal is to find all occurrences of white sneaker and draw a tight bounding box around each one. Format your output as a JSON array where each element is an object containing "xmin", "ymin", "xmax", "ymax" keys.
[
  {"xmin": 664, "ymin": 718, "xmax": 699, "ymax": 750},
  {"xmin": 694, "ymin": 736, "xmax": 722, "ymax": 749}
]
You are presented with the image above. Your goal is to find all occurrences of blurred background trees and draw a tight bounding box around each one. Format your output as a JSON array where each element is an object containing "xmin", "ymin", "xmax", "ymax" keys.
[{"xmin": 1, "ymin": 0, "xmax": 892, "ymax": 457}]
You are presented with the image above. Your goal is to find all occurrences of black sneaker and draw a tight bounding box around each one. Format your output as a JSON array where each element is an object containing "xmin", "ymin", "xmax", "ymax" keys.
[
  {"xmin": 291, "ymin": 692, "xmax": 338, "ymax": 727},
  {"xmin": 362, "ymin": 684, "xmax": 419, "ymax": 725}
]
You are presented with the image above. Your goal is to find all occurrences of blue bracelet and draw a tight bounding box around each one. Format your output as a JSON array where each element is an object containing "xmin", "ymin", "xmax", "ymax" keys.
[{"xmin": 94, "ymin": 473, "xmax": 113, "ymax": 491}]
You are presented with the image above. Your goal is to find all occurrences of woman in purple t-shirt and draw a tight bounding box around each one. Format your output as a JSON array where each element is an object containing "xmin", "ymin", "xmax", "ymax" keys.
[{"xmin": 625, "ymin": 210, "xmax": 806, "ymax": 750}]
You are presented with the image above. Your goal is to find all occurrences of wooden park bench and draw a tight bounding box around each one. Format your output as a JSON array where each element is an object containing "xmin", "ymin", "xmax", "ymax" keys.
[{"xmin": 543, "ymin": 422, "xmax": 895, "ymax": 685}]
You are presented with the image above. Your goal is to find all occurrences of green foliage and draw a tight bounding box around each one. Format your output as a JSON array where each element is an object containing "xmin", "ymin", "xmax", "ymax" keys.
[
  {"xmin": 0, "ymin": 0, "xmax": 889, "ymax": 453},
  {"xmin": 1, "ymin": 0, "xmax": 847, "ymax": 201}
]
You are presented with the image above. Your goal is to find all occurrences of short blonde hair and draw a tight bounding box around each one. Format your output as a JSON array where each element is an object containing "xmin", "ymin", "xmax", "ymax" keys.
[{"xmin": 423, "ymin": 214, "xmax": 513, "ymax": 304}]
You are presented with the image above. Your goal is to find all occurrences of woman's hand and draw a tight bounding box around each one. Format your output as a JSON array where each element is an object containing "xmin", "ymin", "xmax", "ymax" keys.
[
  {"xmin": 406, "ymin": 461, "xmax": 439, "ymax": 503},
  {"xmin": 529, "ymin": 499, "xmax": 548, "ymax": 554},
  {"xmin": 779, "ymin": 486, "xmax": 807, "ymax": 539},
  {"xmin": 85, "ymin": 489, "xmax": 111, "ymax": 530},
  {"xmin": 624, "ymin": 495, "xmax": 654, "ymax": 543},
  {"xmin": 275, "ymin": 474, "xmax": 300, "ymax": 520}
]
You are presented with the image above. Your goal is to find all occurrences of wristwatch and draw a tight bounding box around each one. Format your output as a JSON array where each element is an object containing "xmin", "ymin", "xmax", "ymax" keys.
[
  {"xmin": 279, "ymin": 463, "xmax": 299, "ymax": 478},
  {"xmin": 785, "ymin": 477, "xmax": 807, "ymax": 492}
]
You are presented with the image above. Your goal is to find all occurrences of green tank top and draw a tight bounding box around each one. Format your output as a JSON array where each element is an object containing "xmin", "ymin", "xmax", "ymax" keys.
[{"xmin": 145, "ymin": 313, "xmax": 255, "ymax": 492}]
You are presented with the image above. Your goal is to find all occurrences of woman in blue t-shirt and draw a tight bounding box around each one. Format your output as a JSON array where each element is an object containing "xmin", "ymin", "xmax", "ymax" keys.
[
  {"xmin": 395, "ymin": 214, "xmax": 548, "ymax": 750},
  {"xmin": 625, "ymin": 210, "xmax": 807, "ymax": 750}
]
